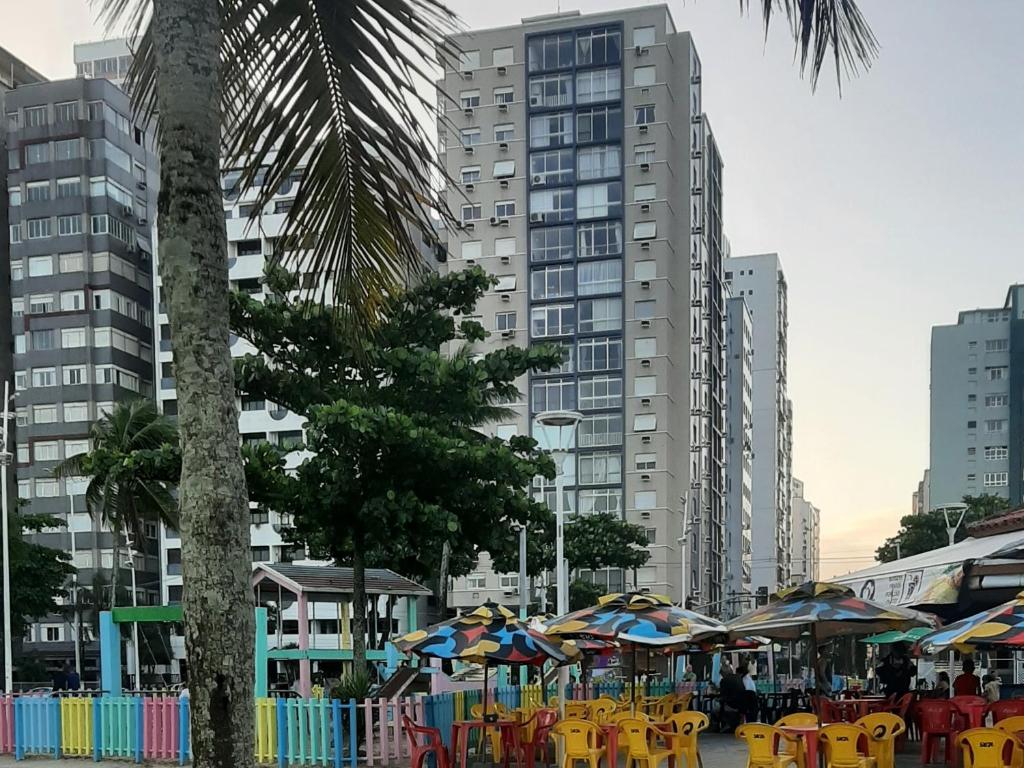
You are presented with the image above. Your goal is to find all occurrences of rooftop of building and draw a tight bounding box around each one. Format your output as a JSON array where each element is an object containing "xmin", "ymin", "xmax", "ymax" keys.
[
  {"xmin": 0, "ymin": 45, "xmax": 47, "ymax": 90},
  {"xmin": 444, "ymin": 3, "xmax": 677, "ymax": 41}
]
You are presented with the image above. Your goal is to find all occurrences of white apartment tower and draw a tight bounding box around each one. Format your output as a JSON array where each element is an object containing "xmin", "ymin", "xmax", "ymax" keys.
[
  {"xmin": 790, "ymin": 477, "xmax": 820, "ymax": 583},
  {"xmin": 724, "ymin": 253, "xmax": 792, "ymax": 595},
  {"xmin": 724, "ymin": 294, "xmax": 752, "ymax": 615},
  {"xmin": 438, "ymin": 5, "xmax": 727, "ymax": 611}
]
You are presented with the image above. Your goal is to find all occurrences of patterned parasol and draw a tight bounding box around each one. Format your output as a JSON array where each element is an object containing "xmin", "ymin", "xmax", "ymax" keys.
[
  {"xmin": 916, "ymin": 591, "xmax": 1024, "ymax": 654},
  {"xmin": 394, "ymin": 601, "xmax": 576, "ymax": 666},
  {"xmin": 544, "ymin": 591, "xmax": 727, "ymax": 647},
  {"xmin": 726, "ymin": 581, "xmax": 935, "ymax": 641}
]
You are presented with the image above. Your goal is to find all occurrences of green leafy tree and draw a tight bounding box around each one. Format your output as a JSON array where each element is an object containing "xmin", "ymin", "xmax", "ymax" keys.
[
  {"xmin": 234, "ymin": 267, "xmax": 559, "ymax": 669},
  {"xmin": 95, "ymin": 0, "xmax": 874, "ymax": 762},
  {"xmin": 10, "ymin": 511, "xmax": 74, "ymax": 637},
  {"xmin": 876, "ymin": 494, "xmax": 1010, "ymax": 563},
  {"xmin": 55, "ymin": 400, "xmax": 178, "ymax": 609}
]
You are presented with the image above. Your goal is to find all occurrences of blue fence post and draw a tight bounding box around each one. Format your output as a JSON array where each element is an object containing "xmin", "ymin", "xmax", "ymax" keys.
[
  {"xmin": 12, "ymin": 699, "xmax": 20, "ymax": 761},
  {"xmin": 346, "ymin": 700, "xmax": 357, "ymax": 768},
  {"xmin": 276, "ymin": 697, "xmax": 287, "ymax": 768},
  {"xmin": 134, "ymin": 696, "xmax": 143, "ymax": 764},
  {"xmin": 179, "ymin": 697, "xmax": 189, "ymax": 766},
  {"xmin": 331, "ymin": 699, "xmax": 342, "ymax": 768},
  {"xmin": 51, "ymin": 697, "xmax": 61, "ymax": 758},
  {"xmin": 93, "ymin": 696, "xmax": 102, "ymax": 762}
]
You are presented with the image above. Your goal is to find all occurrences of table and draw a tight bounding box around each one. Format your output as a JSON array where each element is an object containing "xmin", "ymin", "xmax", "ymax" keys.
[
  {"xmin": 450, "ymin": 719, "xmax": 523, "ymax": 768},
  {"xmin": 598, "ymin": 723, "xmax": 618, "ymax": 768},
  {"xmin": 781, "ymin": 724, "xmax": 819, "ymax": 768}
]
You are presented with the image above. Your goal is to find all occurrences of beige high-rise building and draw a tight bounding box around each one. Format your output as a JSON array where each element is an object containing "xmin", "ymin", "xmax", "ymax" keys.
[
  {"xmin": 437, "ymin": 5, "xmax": 727, "ymax": 612},
  {"xmin": 790, "ymin": 477, "xmax": 820, "ymax": 583}
]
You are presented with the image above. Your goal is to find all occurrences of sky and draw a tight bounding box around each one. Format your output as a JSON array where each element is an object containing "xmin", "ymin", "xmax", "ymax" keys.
[{"xmin": 4, "ymin": 1, "xmax": 1024, "ymax": 579}]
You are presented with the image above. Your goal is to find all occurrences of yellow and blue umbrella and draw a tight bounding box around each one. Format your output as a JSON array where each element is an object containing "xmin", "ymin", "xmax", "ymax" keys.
[{"xmin": 916, "ymin": 591, "xmax": 1024, "ymax": 655}]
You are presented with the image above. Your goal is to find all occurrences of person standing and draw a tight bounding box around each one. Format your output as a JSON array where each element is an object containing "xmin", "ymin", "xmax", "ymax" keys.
[
  {"xmin": 51, "ymin": 663, "xmax": 68, "ymax": 692},
  {"xmin": 953, "ymin": 659, "xmax": 982, "ymax": 697},
  {"xmin": 876, "ymin": 643, "xmax": 915, "ymax": 697},
  {"xmin": 66, "ymin": 665, "xmax": 81, "ymax": 691}
]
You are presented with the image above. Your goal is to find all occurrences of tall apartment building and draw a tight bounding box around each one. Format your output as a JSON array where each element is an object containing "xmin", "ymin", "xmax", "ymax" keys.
[
  {"xmin": 4, "ymin": 77, "xmax": 159, "ymax": 676},
  {"xmin": 912, "ymin": 468, "xmax": 930, "ymax": 515},
  {"xmin": 724, "ymin": 294, "xmax": 752, "ymax": 616},
  {"xmin": 790, "ymin": 477, "xmax": 820, "ymax": 583},
  {"xmin": 929, "ymin": 285, "xmax": 1024, "ymax": 508},
  {"xmin": 437, "ymin": 5, "xmax": 727, "ymax": 610},
  {"xmin": 723, "ymin": 253, "xmax": 792, "ymax": 594},
  {"xmin": 73, "ymin": 40, "xmax": 135, "ymax": 91}
]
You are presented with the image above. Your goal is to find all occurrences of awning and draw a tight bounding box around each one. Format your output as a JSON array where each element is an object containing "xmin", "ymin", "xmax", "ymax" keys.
[{"xmin": 835, "ymin": 529, "xmax": 1024, "ymax": 610}]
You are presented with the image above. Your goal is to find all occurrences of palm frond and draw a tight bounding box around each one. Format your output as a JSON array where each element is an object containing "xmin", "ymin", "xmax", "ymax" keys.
[{"xmin": 741, "ymin": 0, "xmax": 877, "ymax": 90}]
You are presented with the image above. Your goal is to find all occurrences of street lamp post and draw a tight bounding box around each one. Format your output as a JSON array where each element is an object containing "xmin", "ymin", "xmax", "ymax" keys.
[
  {"xmin": 1, "ymin": 381, "xmax": 13, "ymax": 693},
  {"xmin": 533, "ymin": 409, "xmax": 582, "ymax": 715},
  {"xmin": 67, "ymin": 494, "xmax": 82, "ymax": 678},
  {"xmin": 125, "ymin": 539, "xmax": 140, "ymax": 689},
  {"xmin": 937, "ymin": 502, "xmax": 970, "ymax": 547}
]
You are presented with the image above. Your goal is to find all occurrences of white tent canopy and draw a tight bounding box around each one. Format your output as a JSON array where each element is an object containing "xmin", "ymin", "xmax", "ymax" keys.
[{"xmin": 836, "ymin": 529, "xmax": 1024, "ymax": 609}]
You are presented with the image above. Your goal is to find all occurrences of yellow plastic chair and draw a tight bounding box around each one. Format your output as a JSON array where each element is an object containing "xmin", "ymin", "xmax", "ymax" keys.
[
  {"xmin": 618, "ymin": 717, "xmax": 673, "ymax": 768},
  {"xmin": 550, "ymin": 719, "xmax": 605, "ymax": 768},
  {"xmin": 676, "ymin": 693, "xmax": 694, "ymax": 712},
  {"xmin": 735, "ymin": 724, "xmax": 800, "ymax": 768},
  {"xmin": 565, "ymin": 701, "xmax": 590, "ymax": 719},
  {"xmin": 470, "ymin": 702, "xmax": 510, "ymax": 762},
  {"xmin": 853, "ymin": 713, "xmax": 905, "ymax": 768},
  {"xmin": 588, "ymin": 699, "xmax": 616, "ymax": 724},
  {"xmin": 818, "ymin": 724, "xmax": 876, "ymax": 768},
  {"xmin": 666, "ymin": 711, "xmax": 709, "ymax": 768},
  {"xmin": 772, "ymin": 713, "xmax": 818, "ymax": 768},
  {"xmin": 993, "ymin": 717, "xmax": 1024, "ymax": 768},
  {"xmin": 959, "ymin": 727, "xmax": 1020, "ymax": 768},
  {"xmin": 609, "ymin": 710, "xmax": 652, "ymax": 725},
  {"xmin": 650, "ymin": 694, "xmax": 678, "ymax": 721}
]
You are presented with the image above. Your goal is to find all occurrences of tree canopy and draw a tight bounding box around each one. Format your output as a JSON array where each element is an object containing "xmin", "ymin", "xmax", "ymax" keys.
[
  {"xmin": 9, "ymin": 510, "xmax": 74, "ymax": 638},
  {"xmin": 875, "ymin": 495, "xmax": 1011, "ymax": 563}
]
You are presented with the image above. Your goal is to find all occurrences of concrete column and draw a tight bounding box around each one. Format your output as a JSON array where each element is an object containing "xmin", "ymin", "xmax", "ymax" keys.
[
  {"xmin": 99, "ymin": 611, "xmax": 121, "ymax": 697},
  {"xmin": 297, "ymin": 594, "xmax": 311, "ymax": 697},
  {"xmin": 254, "ymin": 607, "xmax": 268, "ymax": 698}
]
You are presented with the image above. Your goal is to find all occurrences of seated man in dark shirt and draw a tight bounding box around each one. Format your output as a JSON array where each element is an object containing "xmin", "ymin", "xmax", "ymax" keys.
[{"xmin": 718, "ymin": 669, "xmax": 747, "ymax": 732}]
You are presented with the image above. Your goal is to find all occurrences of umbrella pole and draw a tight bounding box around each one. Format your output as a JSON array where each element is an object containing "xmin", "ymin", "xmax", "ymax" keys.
[
  {"xmin": 632, "ymin": 644, "xmax": 637, "ymax": 714},
  {"xmin": 483, "ymin": 658, "xmax": 489, "ymax": 716},
  {"xmin": 810, "ymin": 625, "xmax": 821, "ymax": 727}
]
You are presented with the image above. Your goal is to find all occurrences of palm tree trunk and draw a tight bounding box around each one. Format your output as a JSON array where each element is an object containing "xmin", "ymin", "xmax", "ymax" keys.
[
  {"xmin": 352, "ymin": 546, "xmax": 367, "ymax": 672},
  {"xmin": 150, "ymin": 1, "xmax": 254, "ymax": 767}
]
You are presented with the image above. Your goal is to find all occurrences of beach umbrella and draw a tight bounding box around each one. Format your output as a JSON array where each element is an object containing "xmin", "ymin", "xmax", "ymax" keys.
[
  {"xmin": 860, "ymin": 627, "xmax": 933, "ymax": 645},
  {"xmin": 916, "ymin": 591, "xmax": 1024, "ymax": 655},
  {"xmin": 394, "ymin": 601, "xmax": 576, "ymax": 716},
  {"xmin": 726, "ymin": 581, "xmax": 934, "ymax": 699}
]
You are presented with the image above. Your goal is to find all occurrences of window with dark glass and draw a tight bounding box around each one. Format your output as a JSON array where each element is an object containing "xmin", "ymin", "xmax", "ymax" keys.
[
  {"xmin": 529, "ymin": 73, "xmax": 573, "ymax": 108},
  {"xmin": 634, "ymin": 104, "xmax": 655, "ymax": 125},
  {"xmin": 576, "ymin": 106, "xmax": 622, "ymax": 144},
  {"xmin": 530, "ymin": 264, "xmax": 574, "ymax": 301},
  {"xmin": 576, "ymin": 68, "xmax": 621, "ymax": 104},
  {"xmin": 530, "ymin": 226, "xmax": 574, "ymax": 262},
  {"xmin": 530, "ymin": 149, "xmax": 574, "ymax": 187},
  {"xmin": 578, "ymin": 222, "xmax": 623, "ymax": 258},
  {"xmin": 529, "ymin": 112, "xmax": 573, "ymax": 149},
  {"xmin": 528, "ymin": 33, "xmax": 573, "ymax": 72},
  {"xmin": 577, "ymin": 182, "xmax": 622, "ymax": 219},
  {"xmin": 578, "ymin": 337, "xmax": 623, "ymax": 372},
  {"xmin": 531, "ymin": 378, "xmax": 576, "ymax": 412},
  {"xmin": 576, "ymin": 28, "xmax": 622, "ymax": 66},
  {"xmin": 529, "ymin": 188, "xmax": 574, "ymax": 223}
]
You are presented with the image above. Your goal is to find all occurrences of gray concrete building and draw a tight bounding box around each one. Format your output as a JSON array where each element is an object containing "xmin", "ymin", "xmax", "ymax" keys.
[
  {"xmin": 73, "ymin": 40, "xmax": 135, "ymax": 92},
  {"xmin": 929, "ymin": 285, "xmax": 1024, "ymax": 509},
  {"xmin": 912, "ymin": 468, "xmax": 930, "ymax": 515},
  {"xmin": 4, "ymin": 77, "xmax": 158, "ymax": 677},
  {"xmin": 723, "ymin": 253, "xmax": 792, "ymax": 594},
  {"xmin": 724, "ymin": 294, "xmax": 752, "ymax": 616},
  {"xmin": 790, "ymin": 477, "xmax": 820, "ymax": 583},
  {"xmin": 438, "ymin": 5, "xmax": 727, "ymax": 610}
]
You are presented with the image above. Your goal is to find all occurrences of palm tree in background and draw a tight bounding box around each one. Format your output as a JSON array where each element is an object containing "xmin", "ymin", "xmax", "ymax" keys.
[
  {"xmin": 94, "ymin": 1, "xmax": 876, "ymax": 766},
  {"xmin": 54, "ymin": 399, "xmax": 178, "ymax": 610}
]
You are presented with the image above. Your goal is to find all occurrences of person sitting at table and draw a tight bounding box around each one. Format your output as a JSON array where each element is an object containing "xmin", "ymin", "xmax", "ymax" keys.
[
  {"xmin": 953, "ymin": 658, "xmax": 982, "ymax": 697},
  {"xmin": 717, "ymin": 665, "xmax": 746, "ymax": 733},
  {"xmin": 983, "ymin": 673, "xmax": 1001, "ymax": 703},
  {"xmin": 934, "ymin": 671, "xmax": 950, "ymax": 697}
]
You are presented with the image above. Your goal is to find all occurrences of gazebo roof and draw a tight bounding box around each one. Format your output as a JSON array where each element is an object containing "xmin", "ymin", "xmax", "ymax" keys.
[{"xmin": 252, "ymin": 562, "xmax": 431, "ymax": 600}]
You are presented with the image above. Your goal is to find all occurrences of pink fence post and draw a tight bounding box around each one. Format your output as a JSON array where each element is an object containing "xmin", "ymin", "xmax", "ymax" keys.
[
  {"xmin": 363, "ymin": 700, "xmax": 374, "ymax": 767},
  {"xmin": 377, "ymin": 699, "xmax": 388, "ymax": 764},
  {"xmin": 0, "ymin": 695, "xmax": 12, "ymax": 753}
]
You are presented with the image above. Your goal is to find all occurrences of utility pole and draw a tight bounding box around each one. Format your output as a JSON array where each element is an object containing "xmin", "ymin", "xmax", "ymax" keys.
[{"xmin": 67, "ymin": 494, "xmax": 81, "ymax": 677}]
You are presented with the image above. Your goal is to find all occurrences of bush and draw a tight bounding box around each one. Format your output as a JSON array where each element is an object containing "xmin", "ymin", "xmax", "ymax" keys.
[{"xmin": 331, "ymin": 668, "xmax": 373, "ymax": 701}]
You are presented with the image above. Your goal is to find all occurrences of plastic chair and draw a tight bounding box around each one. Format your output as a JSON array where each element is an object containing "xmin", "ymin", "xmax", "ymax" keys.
[
  {"xmin": 587, "ymin": 699, "xmax": 616, "ymax": 724},
  {"xmin": 958, "ymin": 727, "xmax": 1019, "ymax": 768},
  {"xmin": 951, "ymin": 696, "xmax": 989, "ymax": 731},
  {"xmin": 994, "ymin": 717, "xmax": 1024, "ymax": 768},
  {"xmin": 854, "ymin": 713, "xmax": 905, "ymax": 768},
  {"xmin": 666, "ymin": 711, "xmax": 709, "ymax": 768},
  {"xmin": 471, "ymin": 703, "xmax": 510, "ymax": 761},
  {"xmin": 403, "ymin": 715, "xmax": 450, "ymax": 768},
  {"xmin": 677, "ymin": 693, "xmax": 694, "ymax": 712},
  {"xmin": 735, "ymin": 723, "xmax": 800, "ymax": 768},
  {"xmin": 565, "ymin": 701, "xmax": 590, "ymax": 719},
  {"xmin": 915, "ymin": 699, "xmax": 958, "ymax": 766},
  {"xmin": 890, "ymin": 694, "xmax": 914, "ymax": 745},
  {"xmin": 652, "ymin": 694, "xmax": 679, "ymax": 721},
  {"xmin": 775, "ymin": 713, "xmax": 819, "ymax": 768},
  {"xmin": 516, "ymin": 709, "xmax": 558, "ymax": 768},
  {"xmin": 550, "ymin": 719, "xmax": 605, "ymax": 768},
  {"xmin": 617, "ymin": 717, "xmax": 674, "ymax": 768},
  {"xmin": 991, "ymin": 700, "xmax": 1024, "ymax": 724},
  {"xmin": 610, "ymin": 710, "xmax": 652, "ymax": 724},
  {"xmin": 818, "ymin": 724, "xmax": 876, "ymax": 768}
]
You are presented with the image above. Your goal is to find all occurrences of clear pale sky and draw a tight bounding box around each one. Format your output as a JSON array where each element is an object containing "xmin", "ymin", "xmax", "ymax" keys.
[{"xmin": 6, "ymin": 1, "xmax": 1023, "ymax": 578}]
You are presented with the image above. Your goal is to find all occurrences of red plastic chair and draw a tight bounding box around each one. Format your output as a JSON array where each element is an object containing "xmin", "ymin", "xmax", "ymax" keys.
[
  {"xmin": 515, "ymin": 709, "xmax": 558, "ymax": 768},
  {"xmin": 403, "ymin": 715, "xmax": 450, "ymax": 768},
  {"xmin": 990, "ymin": 699, "xmax": 1024, "ymax": 724},
  {"xmin": 916, "ymin": 700, "xmax": 958, "ymax": 765},
  {"xmin": 951, "ymin": 696, "xmax": 989, "ymax": 731},
  {"xmin": 891, "ymin": 693, "xmax": 915, "ymax": 745}
]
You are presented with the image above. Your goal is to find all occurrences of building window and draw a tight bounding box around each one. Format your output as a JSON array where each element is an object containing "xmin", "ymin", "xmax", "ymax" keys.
[
  {"xmin": 26, "ymin": 181, "xmax": 50, "ymax": 203},
  {"xmin": 58, "ymin": 214, "xmax": 83, "ymax": 236},
  {"xmin": 530, "ymin": 226, "xmax": 574, "ymax": 262},
  {"xmin": 633, "ymin": 66, "xmax": 656, "ymax": 87},
  {"xmin": 460, "ymin": 204, "xmax": 482, "ymax": 223},
  {"xmin": 579, "ymin": 488, "xmax": 622, "ymax": 515},
  {"xmin": 576, "ymin": 68, "xmax": 621, "ymax": 104},
  {"xmin": 57, "ymin": 177, "xmax": 82, "ymax": 198},
  {"xmin": 634, "ymin": 260, "xmax": 657, "ymax": 281},
  {"xmin": 633, "ymin": 221, "xmax": 657, "ymax": 240},
  {"xmin": 634, "ymin": 300, "xmax": 656, "ymax": 320},
  {"xmin": 530, "ymin": 265, "xmax": 574, "ymax": 301},
  {"xmin": 8, "ymin": 187, "xmax": 20, "ymax": 207},
  {"xmin": 460, "ymin": 166, "xmax": 481, "ymax": 183},
  {"xmin": 459, "ymin": 89, "xmax": 481, "ymax": 109},
  {"xmin": 633, "ymin": 414, "xmax": 657, "ymax": 432},
  {"xmin": 634, "ymin": 105, "xmax": 655, "ymax": 125},
  {"xmin": 63, "ymin": 364, "xmax": 87, "ymax": 385},
  {"xmin": 529, "ymin": 112, "xmax": 573, "ymax": 148},
  {"xmin": 63, "ymin": 402, "xmax": 89, "ymax": 422},
  {"xmin": 531, "ymin": 378, "xmax": 575, "ymax": 412},
  {"xmin": 529, "ymin": 188, "xmax": 574, "ymax": 222},
  {"xmin": 27, "ymin": 218, "xmax": 51, "ymax": 239},
  {"xmin": 28, "ymin": 294, "xmax": 54, "ymax": 314},
  {"xmin": 60, "ymin": 290, "xmax": 85, "ymax": 312},
  {"xmin": 494, "ymin": 123, "xmax": 515, "ymax": 142},
  {"xmin": 458, "ymin": 50, "xmax": 480, "ymax": 71},
  {"xmin": 633, "ymin": 184, "xmax": 656, "ymax": 202},
  {"xmin": 633, "ymin": 26, "xmax": 656, "ymax": 47},
  {"xmin": 985, "ymin": 394, "xmax": 1009, "ymax": 407},
  {"xmin": 634, "ymin": 144, "xmax": 656, "ymax": 165},
  {"xmin": 577, "ymin": 260, "xmax": 622, "ymax": 296},
  {"xmin": 576, "ymin": 27, "xmax": 621, "ymax": 66},
  {"xmin": 493, "ymin": 160, "xmax": 516, "ymax": 179},
  {"xmin": 579, "ymin": 298, "xmax": 622, "ymax": 333},
  {"xmin": 634, "ymin": 376, "xmax": 657, "ymax": 396},
  {"xmin": 579, "ymin": 375, "xmax": 622, "ymax": 410},
  {"xmin": 493, "ymin": 47, "xmax": 514, "ymax": 67},
  {"xmin": 9, "ymin": 224, "xmax": 20, "ymax": 245},
  {"xmin": 11, "ymin": 300, "xmax": 23, "ymax": 319},
  {"xmin": 24, "ymin": 106, "xmax": 47, "ymax": 127},
  {"xmin": 44, "ymin": 626, "xmax": 63, "ymax": 643},
  {"xmin": 531, "ymin": 303, "xmax": 575, "ymax": 337},
  {"xmin": 466, "ymin": 574, "xmax": 487, "ymax": 589},
  {"xmin": 576, "ymin": 182, "xmax": 622, "ymax": 219},
  {"xmin": 54, "ymin": 139, "xmax": 81, "ymax": 161},
  {"xmin": 493, "ymin": 87, "xmax": 515, "ymax": 106},
  {"xmin": 578, "ymin": 337, "xmax": 622, "ymax": 372},
  {"xmin": 579, "ymin": 452, "xmax": 622, "ymax": 485},
  {"xmin": 528, "ymin": 32, "xmax": 573, "ymax": 72},
  {"xmin": 529, "ymin": 73, "xmax": 573, "ymax": 108},
  {"xmin": 34, "ymin": 442, "xmax": 60, "ymax": 462},
  {"xmin": 31, "ymin": 329, "xmax": 56, "ymax": 350},
  {"xmin": 498, "ymin": 573, "xmax": 519, "ymax": 590},
  {"xmin": 494, "ymin": 200, "xmax": 516, "ymax": 218},
  {"xmin": 530, "ymin": 148, "xmax": 574, "ymax": 187},
  {"xmin": 985, "ymin": 446, "xmax": 1009, "ymax": 460},
  {"xmin": 577, "ymin": 145, "xmax": 621, "ymax": 181},
  {"xmin": 577, "ymin": 105, "xmax": 622, "ymax": 144},
  {"xmin": 988, "ymin": 367, "xmax": 1007, "ymax": 380},
  {"xmin": 495, "ymin": 237, "xmax": 516, "ymax": 257},
  {"xmin": 495, "ymin": 311, "xmax": 517, "ymax": 331},
  {"xmin": 985, "ymin": 419, "xmax": 1007, "ymax": 433},
  {"xmin": 984, "ymin": 472, "xmax": 1009, "ymax": 487},
  {"xmin": 64, "ymin": 439, "xmax": 89, "ymax": 457},
  {"xmin": 985, "ymin": 338, "xmax": 1009, "ymax": 352},
  {"xmin": 635, "ymin": 452, "xmax": 657, "ymax": 470},
  {"xmin": 578, "ymin": 413, "xmax": 623, "ymax": 448},
  {"xmin": 31, "ymin": 368, "xmax": 56, "ymax": 388},
  {"xmin": 578, "ymin": 221, "xmax": 623, "ymax": 258},
  {"xmin": 54, "ymin": 101, "xmax": 79, "ymax": 122},
  {"xmin": 634, "ymin": 491, "xmax": 657, "ymax": 510},
  {"xmin": 460, "ymin": 241, "xmax": 481, "ymax": 260},
  {"xmin": 459, "ymin": 128, "xmax": 480, "ymax": 146}
]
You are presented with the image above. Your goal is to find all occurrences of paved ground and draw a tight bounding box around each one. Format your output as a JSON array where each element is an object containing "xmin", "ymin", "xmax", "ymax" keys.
[{"xmin": 0, "ymin": 737, "xmax": 933, "ymax": 767}]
